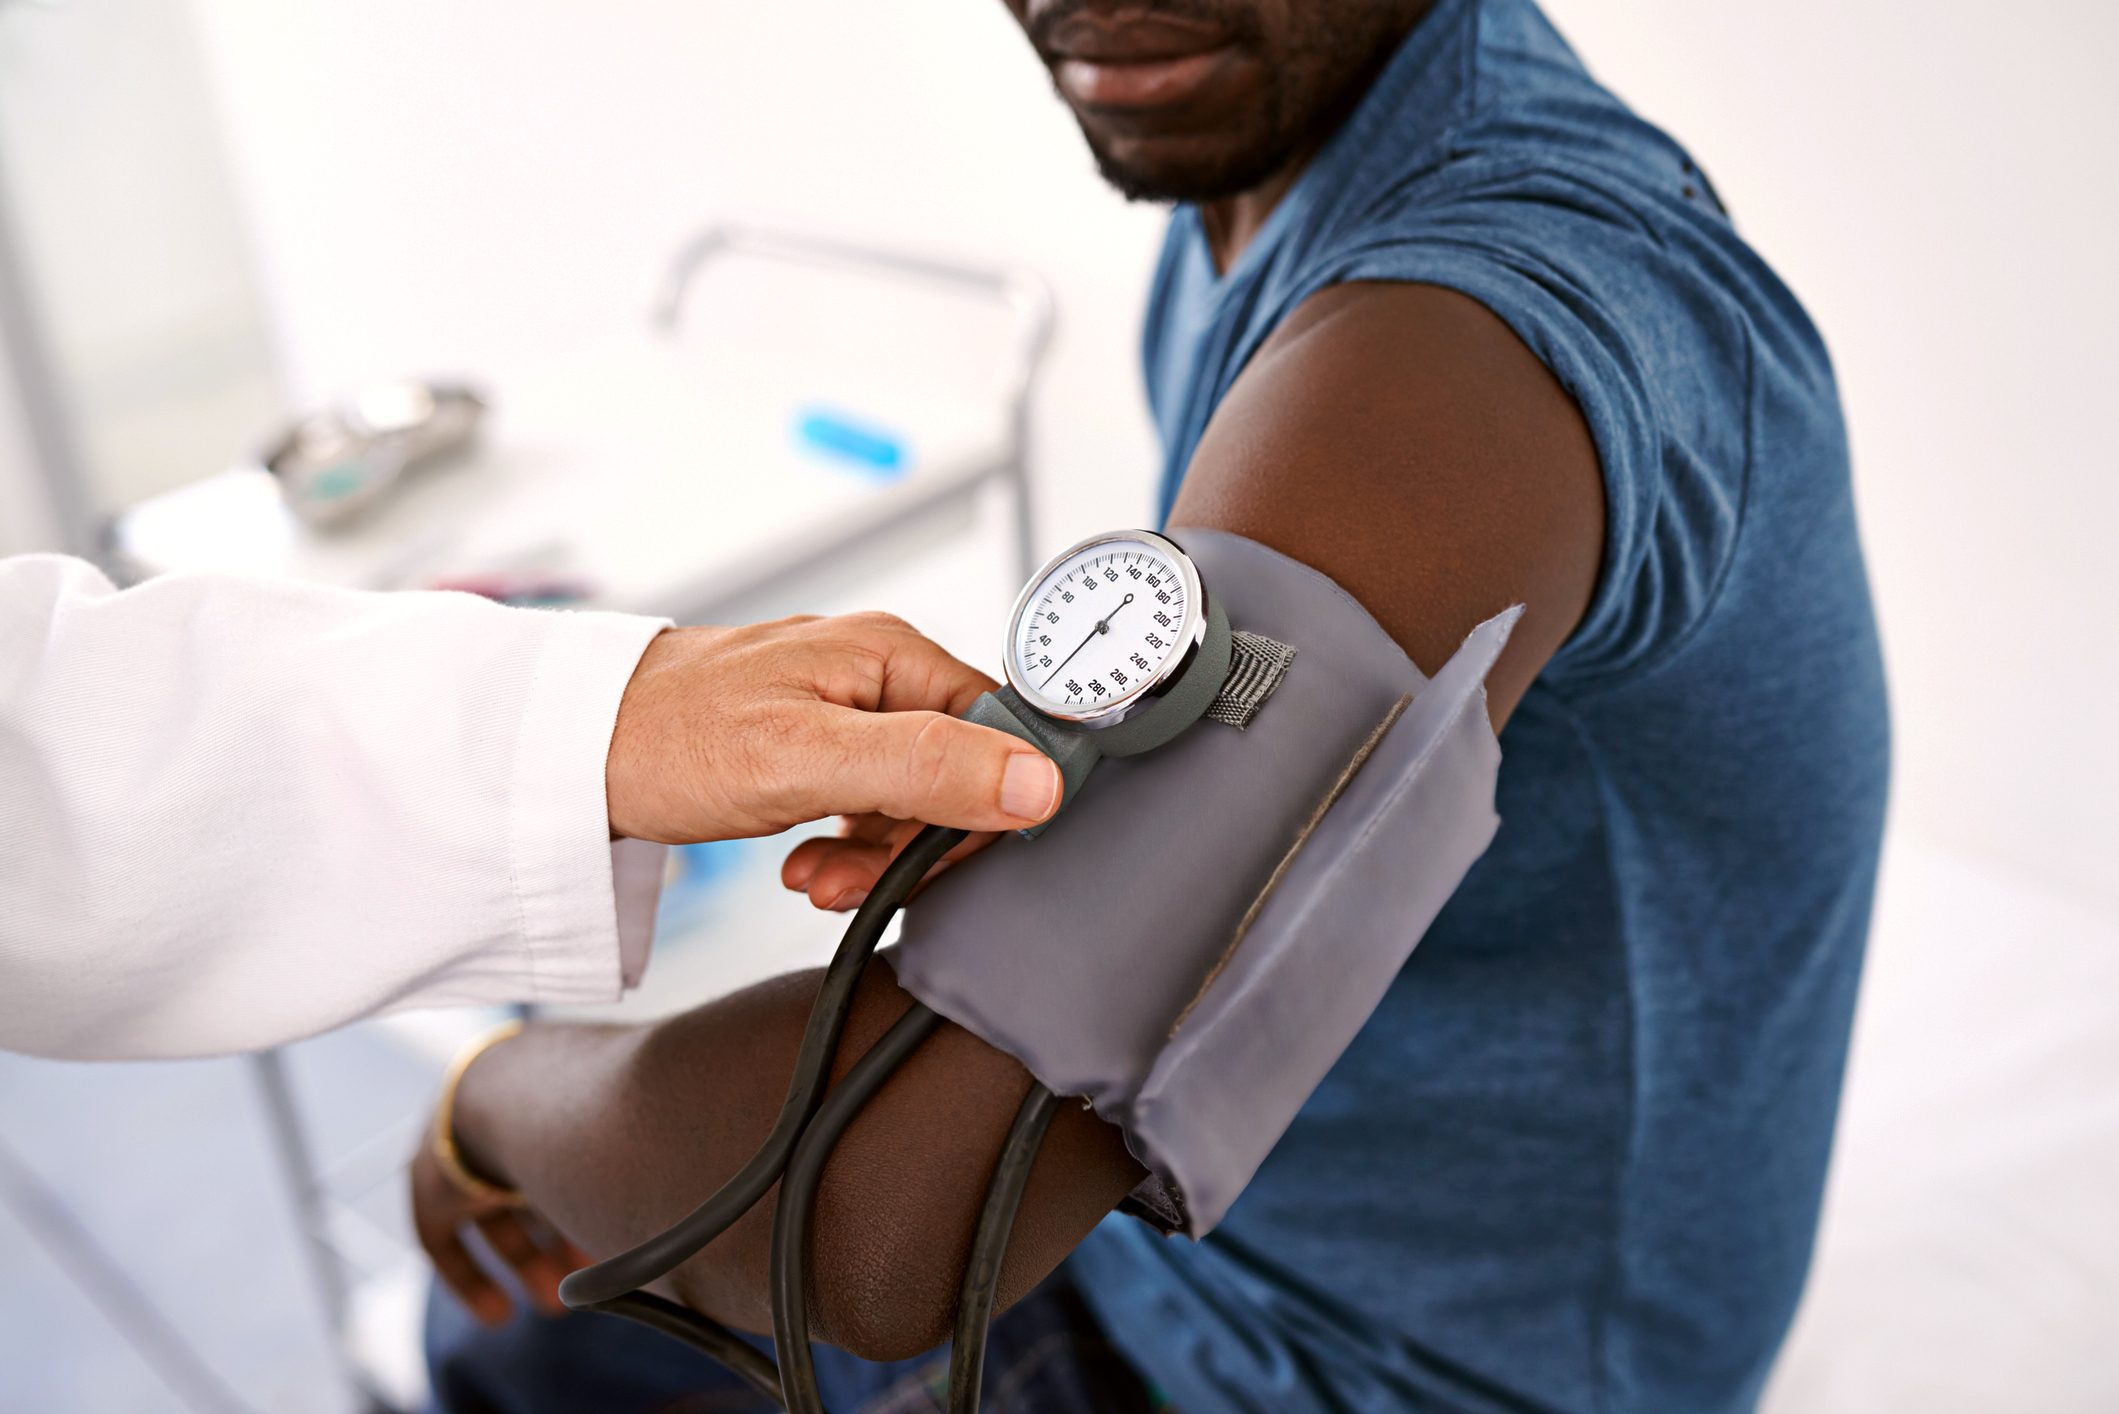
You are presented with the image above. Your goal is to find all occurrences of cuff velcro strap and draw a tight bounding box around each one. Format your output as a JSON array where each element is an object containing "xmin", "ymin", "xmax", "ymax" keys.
[{"xmin": 1206, "ymin": 630, "xmax": 1295, "ymax": 728}]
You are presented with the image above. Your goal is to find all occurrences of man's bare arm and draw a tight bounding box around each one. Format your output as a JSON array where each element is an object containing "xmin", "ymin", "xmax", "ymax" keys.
[
  {"xmin": 1170, "ymin": 281, "xmax": 1603, "ymax": 729},
  {"xmin": 425, "ymin": 964, "xmax": 1144, "ymax": 1358},
  {"xmin": 415, "ymin": 280, "xmax": 1605, "ymax": 1357}
]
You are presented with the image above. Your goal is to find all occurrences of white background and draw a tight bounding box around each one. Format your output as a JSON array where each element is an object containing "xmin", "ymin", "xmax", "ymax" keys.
[{"xmin": 2, "ymin": 0, "xmax": 2115, "ymax": 1407}]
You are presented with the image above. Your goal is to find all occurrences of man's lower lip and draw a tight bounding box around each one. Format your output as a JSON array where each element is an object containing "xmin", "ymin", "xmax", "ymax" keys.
[{"xmin": 1054, "ymin": 46, "xmax": 1237, "ymax": 109}]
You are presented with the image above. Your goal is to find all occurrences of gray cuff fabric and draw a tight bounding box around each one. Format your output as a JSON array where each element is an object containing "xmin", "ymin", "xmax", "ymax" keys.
[{"xmin": 887, "ymin": 529, "xmax": 1516, "ymax": 1235}]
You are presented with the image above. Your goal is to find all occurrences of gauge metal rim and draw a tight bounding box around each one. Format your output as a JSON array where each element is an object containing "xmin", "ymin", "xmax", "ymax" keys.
[{"xmin": 1001, "ymin": 527, "xmax": 1208, "ymax": 728}]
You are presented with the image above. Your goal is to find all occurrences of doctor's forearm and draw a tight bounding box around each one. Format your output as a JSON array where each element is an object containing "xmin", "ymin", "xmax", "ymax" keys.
[
  {"xmin": 0, "ymin": 555, "xmax": 666, "ymax": 1058},
  {"xmin": 2, "ymin": 549, "xmax": 1057, "ymax": 1058}
]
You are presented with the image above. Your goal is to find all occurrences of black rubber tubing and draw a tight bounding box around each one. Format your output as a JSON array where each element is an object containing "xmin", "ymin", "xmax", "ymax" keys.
[
  {"xmin": 559, "ymin": 824, "xmax": 969, "ymax": 1312},
  {"xmin": 949, "ymin": 1083, "xmax": 1062, "ymax": 1414},
  {"xmin": 769, "ymin": 1002, "xmax": 948, "ymax": 1414},
  {"xmin": 548, "ymin": 817, "xmax": 1065, "ymax": 1414},
  {"xmin": 584, "ymin": 1290, "xmax": 785, "ymax": 1407}
]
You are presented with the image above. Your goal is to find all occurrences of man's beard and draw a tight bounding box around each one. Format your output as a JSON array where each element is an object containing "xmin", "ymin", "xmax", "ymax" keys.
[
  {"xmin": 1076, "ymin": 103, "xmax": 1315, "ymax": 206},
  {"xmin": 1040, "ymin": 0, "xmax": 1419, "ymax": 207}
]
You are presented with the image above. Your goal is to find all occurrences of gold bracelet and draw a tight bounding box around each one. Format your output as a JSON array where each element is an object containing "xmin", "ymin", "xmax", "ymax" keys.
[{"xmin": 431, "ymin": 1019, "xmax": 527, "ymax": 1207}]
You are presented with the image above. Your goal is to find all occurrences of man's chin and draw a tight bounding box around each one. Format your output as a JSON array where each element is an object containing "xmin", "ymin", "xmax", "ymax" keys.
[{"xmin": 1084, "ymin": 130, "xmax": 1302, "ymax": 206}]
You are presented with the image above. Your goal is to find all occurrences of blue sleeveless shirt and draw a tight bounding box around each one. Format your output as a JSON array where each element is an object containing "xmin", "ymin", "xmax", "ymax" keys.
[{"xmin": 1062, "ymin": 2, "xmax": 1890, "ymax": 1410}]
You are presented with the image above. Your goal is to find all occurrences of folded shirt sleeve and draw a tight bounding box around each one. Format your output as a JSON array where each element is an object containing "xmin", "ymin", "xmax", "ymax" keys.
[
  {"xmin": 1305, "ymin": 186, "xmax": 1752, "ymax": 686},
  {"xmin": 0, "ymin": 554, "xmax": 670, "ymax": 1060}
]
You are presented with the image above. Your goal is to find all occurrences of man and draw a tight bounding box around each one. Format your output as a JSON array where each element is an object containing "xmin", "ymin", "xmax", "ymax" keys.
[
  {"xmin": 0, "ymin": 560, "xmax": 1063, "ymax": 1059},
  {"xmin": 417, "ymin": 1, "xmax": 1889, "ymax": 1409}
]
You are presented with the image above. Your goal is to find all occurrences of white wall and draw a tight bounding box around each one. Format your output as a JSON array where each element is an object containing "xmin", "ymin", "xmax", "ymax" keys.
[
  {"xmin": 0, "ymin": 341, "xmax": 59, "ymax": 556},
  {"xmin": 186, "ymin": 0, "xmax": 1171, "ymax": 559},
  {"xmin": 0, "ymin": 0, "xmax": 281, "ymax": 523}
]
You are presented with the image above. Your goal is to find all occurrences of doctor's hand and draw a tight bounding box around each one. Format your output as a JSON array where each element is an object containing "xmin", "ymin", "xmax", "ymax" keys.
[{"xmin": 605, "ymin": 613, "xmax": 1061, "ymax": 844}]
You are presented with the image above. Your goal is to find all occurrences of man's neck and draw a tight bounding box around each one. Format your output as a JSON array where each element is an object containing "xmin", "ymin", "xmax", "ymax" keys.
[
  {"xmin": 1191, "ymin": 2, "xmax": 1435, "ymax": 275},
  {"xmin": 1196, "ymin": 154, "xmax": 1314, "ymax": 275}
]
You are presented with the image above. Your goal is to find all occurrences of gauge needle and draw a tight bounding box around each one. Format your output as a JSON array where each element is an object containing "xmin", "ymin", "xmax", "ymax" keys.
[{"xmin": 1041, "ymin": 593, "xmax": 1133, "ymax": 689}]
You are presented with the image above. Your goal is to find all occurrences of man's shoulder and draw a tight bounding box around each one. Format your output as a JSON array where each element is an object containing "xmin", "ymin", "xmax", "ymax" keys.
[{"xmin": 1172, "ymin": 278, "xmax": 1605, "ymax": 721}]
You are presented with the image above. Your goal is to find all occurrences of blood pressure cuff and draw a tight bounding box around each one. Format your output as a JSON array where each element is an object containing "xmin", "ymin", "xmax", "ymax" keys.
[{"xmin": 887, "ymin": 529, "xmax": 1517, "ymax": 1235}]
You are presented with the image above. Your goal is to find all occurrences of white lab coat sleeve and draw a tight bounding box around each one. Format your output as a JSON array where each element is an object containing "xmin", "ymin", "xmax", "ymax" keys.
[{"xmin": 0, "ymin": 554, "xmax": 672, "ymax": 1060}]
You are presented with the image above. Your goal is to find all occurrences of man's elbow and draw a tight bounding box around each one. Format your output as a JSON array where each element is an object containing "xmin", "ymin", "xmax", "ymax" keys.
[
  {"xmin": 777, "ymin": 992, "xmax": 1145, "ymax": 1361},
  {"xmin": 805, "ymin": 1128, "xmax": 1138, "ymax": 1360},
  {"xmin": 811, "ymin": 1199, "xmax": 969, "ymax": 1362}
]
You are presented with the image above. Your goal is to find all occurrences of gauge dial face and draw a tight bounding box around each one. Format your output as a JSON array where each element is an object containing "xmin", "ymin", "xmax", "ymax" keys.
[{"xmin": 1009, "ymin": 533, "xmax": 1198, "ymax": 721}]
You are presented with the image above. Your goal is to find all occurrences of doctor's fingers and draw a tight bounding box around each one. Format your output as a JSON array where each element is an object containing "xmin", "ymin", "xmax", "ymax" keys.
[
  {"xmin": 782, "ymin": 822, "xmax": 996, "ymax": 910},
  {"xmin": 795, "ymin": 706, "xmax": 1061, "ymax": 835},
  {"xmin": 810, "ymin": 611, "xmax": 999, "ymax": 717}
]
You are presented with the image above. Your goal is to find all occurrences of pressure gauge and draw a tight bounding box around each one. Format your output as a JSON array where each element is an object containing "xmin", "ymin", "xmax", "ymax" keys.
[
  {"xmin": 971, "ymin": 528, "xmax": 1234, "ymax": 835},
  {"xmin": 1002, "ymin": 529, "xmax": 1208, "ymax": 727}
]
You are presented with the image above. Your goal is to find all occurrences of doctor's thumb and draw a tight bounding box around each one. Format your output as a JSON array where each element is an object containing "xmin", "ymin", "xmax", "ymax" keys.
[{"xmin": 834, "ymin": 710, "xmax": 1062, "ymax": 833}]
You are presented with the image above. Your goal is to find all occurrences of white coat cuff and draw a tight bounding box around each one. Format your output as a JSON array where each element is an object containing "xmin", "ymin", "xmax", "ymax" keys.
[
  {"xmin": 613, "ymin": 836, "xmax": 666, "ymax": 989},
  {"xmin": 509, "ymin": 612, "xmax": 670, "ymax": 1004}
]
